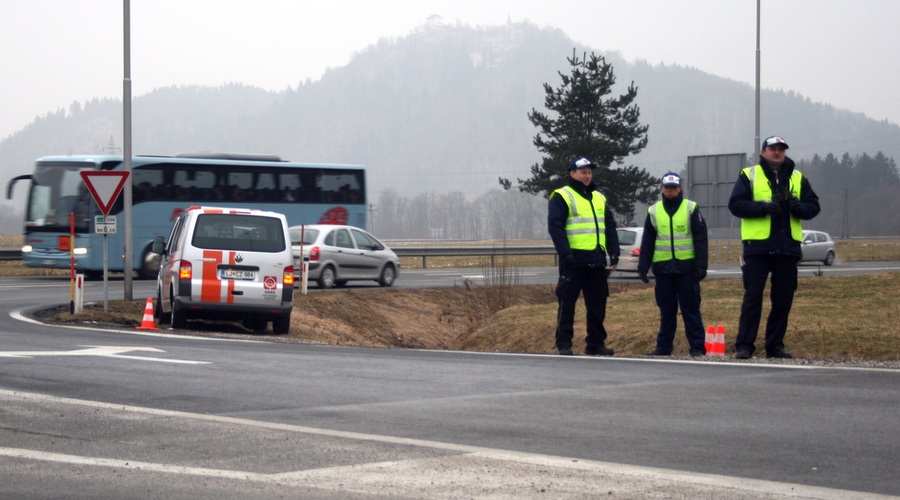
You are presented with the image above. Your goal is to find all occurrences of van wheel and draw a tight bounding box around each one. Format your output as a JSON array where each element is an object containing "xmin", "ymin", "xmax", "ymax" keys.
[
  {"xmin": 273, "ymin": 316, "xmax": 290, "ymax": 335},
  {"xmin": 171, "ymin": 294, "xmax": 187, "ymax": 329},
  {"xmin": 378, "ymin": 265, "xmax": 396, "ymax": 287},
  {"xmin": 156, "ymin": 289, "xmax": 171, "ymax": 324},
  {"xmin": 243, "ymin": 317, "xmax": 268, "ymax": 333},
  {"xmin": 317, "ymin": 266, "xmax": 336, "ymax": 289},
  {"xmin": 823, "ymin": 251, "xmax": 835, "ymax": 266}
]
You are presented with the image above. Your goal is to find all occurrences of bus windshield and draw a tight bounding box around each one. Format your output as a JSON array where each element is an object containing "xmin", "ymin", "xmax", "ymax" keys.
[{"xmin": 26, "ymin": 162, "xmax": 94, "ymax": 230}]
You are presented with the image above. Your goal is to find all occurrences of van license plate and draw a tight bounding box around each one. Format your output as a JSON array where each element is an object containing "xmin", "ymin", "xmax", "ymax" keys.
[{"xmin": 221, "ymin": 269, "xmax": 255, "ymax": 280}]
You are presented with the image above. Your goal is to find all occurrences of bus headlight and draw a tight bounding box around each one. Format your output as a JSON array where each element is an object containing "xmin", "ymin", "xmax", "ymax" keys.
[
  {"xmin": 73, "ymin": 247, "xmax": 88, "ymax": 255},
  {"xmin": 21, "ymin": 245, "xmax": 33, "ymax": 253}
]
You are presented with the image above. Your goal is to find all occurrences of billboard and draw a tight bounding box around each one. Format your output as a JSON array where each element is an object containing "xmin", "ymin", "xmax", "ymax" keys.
[{"xmin": 686, "ymin": 153, "xmax": 746, "ymax": 235}]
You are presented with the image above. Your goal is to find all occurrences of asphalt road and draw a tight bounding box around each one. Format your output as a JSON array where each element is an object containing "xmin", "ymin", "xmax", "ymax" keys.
[{"xmin": 1, "ymin": 268, "xmax": 898, "ymax": 499}]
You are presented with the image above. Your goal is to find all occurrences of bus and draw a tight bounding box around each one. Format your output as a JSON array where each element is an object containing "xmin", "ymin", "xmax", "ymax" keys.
[{"xmin": 6, "ymin": 153, "xmax": 366, "ymax": 278}]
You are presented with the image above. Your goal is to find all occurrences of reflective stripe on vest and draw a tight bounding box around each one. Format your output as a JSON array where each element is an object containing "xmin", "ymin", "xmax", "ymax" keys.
[
  {"xmin": 553, "ymin": 186, "xmax": 607, "ymax": 251},
  {"xmin": 649, "ymin": 200, "xmax": 696, "ymax": 262},
  {"xmin": 740, "ymin": 165, "xmax": 803, "ymax": 241}
]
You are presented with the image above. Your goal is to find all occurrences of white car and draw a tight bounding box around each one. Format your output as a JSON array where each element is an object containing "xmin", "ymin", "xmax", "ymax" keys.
[
  {"xmin": 801, "ymin": 230, "xmax": 836, "ymax": 266},
  {"xmin": 290, "ymin": 224, "xmax": 400, "ymax": 288},
  {"xmin": 615, "ymin": 227, "xmax": 644, "ymax": 273}
]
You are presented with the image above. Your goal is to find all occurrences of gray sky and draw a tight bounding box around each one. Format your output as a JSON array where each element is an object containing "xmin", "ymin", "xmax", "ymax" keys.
[{"xmin": 2, "ymin": 0, "xmax": 899, "ymax": 140}]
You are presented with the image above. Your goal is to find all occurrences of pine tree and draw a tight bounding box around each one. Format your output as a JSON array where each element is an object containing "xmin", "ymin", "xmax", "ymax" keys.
[{"xmin": 500, "ymin": 50, "xmax": 658, "ymax": 224}]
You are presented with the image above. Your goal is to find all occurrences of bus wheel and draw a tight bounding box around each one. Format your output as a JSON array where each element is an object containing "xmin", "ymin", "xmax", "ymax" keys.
[{"xmin": 139, "ymin": 249, "xmax": 161, "ymax": 280}]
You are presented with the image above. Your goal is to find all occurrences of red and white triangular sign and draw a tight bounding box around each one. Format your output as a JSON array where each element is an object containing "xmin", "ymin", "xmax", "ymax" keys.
[{"xmin": 80, "ymin": 171, "xmax": 130, "ymax": 215}]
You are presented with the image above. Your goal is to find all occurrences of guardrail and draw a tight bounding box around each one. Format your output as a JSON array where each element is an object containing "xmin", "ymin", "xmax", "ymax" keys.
[
  {"xmin": 0, "ymin": 247, "xmax": 559, "ymax": 268},
  {"xmin": 0, "ymin": 249, "xmax": 21, "ymax": 261},
  {"xmin": 392, "ymin": 246, "xmax": 557, "ymax": 268}
]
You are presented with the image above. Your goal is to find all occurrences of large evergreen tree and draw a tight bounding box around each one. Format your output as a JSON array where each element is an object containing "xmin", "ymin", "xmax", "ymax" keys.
[{"xmin": 500, "ymin": 50, "xmax": 658, "ymax": 224}]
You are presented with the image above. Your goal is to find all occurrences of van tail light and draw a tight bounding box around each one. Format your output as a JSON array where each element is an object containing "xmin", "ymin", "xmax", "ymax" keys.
[
  {"xmin": 630, "ymin": 248, "xmax": 641, "ymax": 257},
  {"xmin": 179, "ymin": 261, "xmax": 192, "ymax": 280},
  {"xmin": 309, "ymin": 246, "xmax": 320, "ymax": 261},
  {"xmin": 283, "ymin": 266, "xmax": 295, "ymax": 286}
]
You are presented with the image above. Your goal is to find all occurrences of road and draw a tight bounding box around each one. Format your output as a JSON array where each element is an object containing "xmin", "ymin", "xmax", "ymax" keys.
[{"xmin": 1, "ymin": 266, "xmax": 898, "ymax": 498}]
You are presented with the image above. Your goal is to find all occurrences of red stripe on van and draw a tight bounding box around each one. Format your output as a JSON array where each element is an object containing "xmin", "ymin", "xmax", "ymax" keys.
[
  {"xmin": 226, "ymin": 251, "xmax": 236, "ymax": 303},
  {"xmin": 200, "ymin": 250, "xmax": 224, "ymax": 303}
]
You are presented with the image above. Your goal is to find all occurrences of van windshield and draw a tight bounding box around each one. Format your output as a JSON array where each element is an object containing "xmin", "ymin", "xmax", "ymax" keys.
[{"xmin": 191, "ymin": 214, "xmax": 286, "ymax": 252}]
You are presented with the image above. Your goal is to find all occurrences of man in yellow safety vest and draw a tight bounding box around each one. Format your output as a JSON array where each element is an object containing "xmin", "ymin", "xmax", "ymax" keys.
[
  {"xmin": 728, "ymin": 136, "xmax": 820, "ymax": 359},
  {"xmin": 548, "ymin": 156, "xmax": 620, "ymax": 356},
  {"xmin": 637, "ymin": 172, "xmax": 709, "ymax": 357}
]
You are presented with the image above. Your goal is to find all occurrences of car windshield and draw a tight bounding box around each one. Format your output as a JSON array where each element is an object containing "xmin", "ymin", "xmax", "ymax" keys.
[{"xmin": 289, "ymin": 227, "xmax": 319, "ymax": 245}]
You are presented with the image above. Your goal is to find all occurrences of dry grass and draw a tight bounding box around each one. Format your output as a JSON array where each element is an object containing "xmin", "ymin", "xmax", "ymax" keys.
[
  {"xmin": 13, "ymin": 233, "xmax": 900, "ymax": 362},
  {"xmin": 39, "ymin": 272, "xmax": 900, "ymax": 363}
]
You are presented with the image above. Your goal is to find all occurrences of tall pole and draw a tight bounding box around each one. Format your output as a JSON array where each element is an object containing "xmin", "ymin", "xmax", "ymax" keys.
[
  {"xmin": 123, "ymin": 0, "xmax": 134, "ymax": 300},
  {"xmin": 754, "ymin": 0, "xmax": 761, "ymax": 158}
]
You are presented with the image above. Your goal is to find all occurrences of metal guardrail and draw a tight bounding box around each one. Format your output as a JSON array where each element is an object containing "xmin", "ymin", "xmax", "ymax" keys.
[
  {"xmin": 0, "ymin": 247, "xmax": 559, "ymax": 267},
  {"xmin": 392, "ymin": 246, "xmax": 557, "ymax": 268},
  {"xmin": 0, "ymin": 249, "xmax": 21, "ymax": 261}
]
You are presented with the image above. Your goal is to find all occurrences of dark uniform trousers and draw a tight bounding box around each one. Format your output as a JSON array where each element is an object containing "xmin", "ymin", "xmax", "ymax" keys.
[
  {"xmin": 653, "ymin": 272, "xmax": 705, "ymax": 354},
  {"xmin": 555, "ymin": 265, "xmax": 609, "ymax": 351},
  {"xmin": 735, "ymin": 254, "xmax": 799, "ymax": 355}
]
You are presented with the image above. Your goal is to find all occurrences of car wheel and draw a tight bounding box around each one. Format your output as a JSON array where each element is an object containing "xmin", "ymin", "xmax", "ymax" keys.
[
  {"xmin": 171, "ymin": 290, "xmax": 187, "ymax": 329},
  {"xmin": 824, "ymin": 251, "xmax": 835, "ymax": 266},
  {"xmin": 156, "ymin": 288, "xmax": 171, "ymax": 324},
  {"xmin": 317, "ymin": 265, "xmax": 336, "ymax": 289},
  {"xmin": 273, "ymin": 316, "xmax": 290, "ymax": 335},
  {"xmin": 378, "ymin": 265, "xmax": 396, "ymax": 287}
]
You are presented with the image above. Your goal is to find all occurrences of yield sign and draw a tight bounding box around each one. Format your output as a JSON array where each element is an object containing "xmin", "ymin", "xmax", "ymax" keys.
[{"xmin": 80, "ymin": 171, "xmax": 130, "ymax": 215}]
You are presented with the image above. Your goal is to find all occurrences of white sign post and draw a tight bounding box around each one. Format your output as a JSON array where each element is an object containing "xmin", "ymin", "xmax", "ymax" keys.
[{"xmin": 80, "ymin": 171, "xmax": 129, "ymax": 313}]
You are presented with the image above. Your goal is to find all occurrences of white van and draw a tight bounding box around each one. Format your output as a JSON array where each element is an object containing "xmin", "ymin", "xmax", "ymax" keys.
[{"xmin": 153, "ymin": 206, "xmax": 295, "ymax": 333}]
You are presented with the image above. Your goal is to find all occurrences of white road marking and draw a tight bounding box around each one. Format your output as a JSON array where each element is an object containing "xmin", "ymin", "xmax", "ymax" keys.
[
  {"xmin": 0, "ymin": 345, "xmax": 209, "ymax": 364},
  {"xmin": 0, "ymin": 388, "xmax": 888, "ymax": 499}
]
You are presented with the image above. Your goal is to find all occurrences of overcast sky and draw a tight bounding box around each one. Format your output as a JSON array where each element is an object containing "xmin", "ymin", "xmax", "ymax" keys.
[{"xmin": 2, "ymin": 0, "xmax": 899, "ymax": 140}]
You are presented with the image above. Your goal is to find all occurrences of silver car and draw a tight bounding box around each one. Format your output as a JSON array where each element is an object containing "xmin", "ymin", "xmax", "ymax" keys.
[
  {"xmin": 289, "ymin": 224, "xmax": 400, "ymax": 288},
  {"xmin": 615, "ymin": 227, "xmax": 644, "ymax": 273},
  {"xmin": 801, "ymin": 230, "xmax": 836, "ymax": 266}
]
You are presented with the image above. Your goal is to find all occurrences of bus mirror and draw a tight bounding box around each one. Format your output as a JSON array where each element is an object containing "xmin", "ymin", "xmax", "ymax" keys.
[{"xmin": 151, "ymin": 235, "xmax": 166, "ymax": 255}]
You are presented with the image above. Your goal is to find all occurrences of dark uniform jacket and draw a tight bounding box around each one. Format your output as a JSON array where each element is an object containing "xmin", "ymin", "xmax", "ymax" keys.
[
  {"xmin": 548, "ymin": 178, "xmax": 620, "ymax": 267},
  {"xmin": 727, "ymin": 156, "xmax": 821, "ymax": 258},
  {"xmin": 637, "ymin": 192, "xmax": 708, "ymax": 275}
]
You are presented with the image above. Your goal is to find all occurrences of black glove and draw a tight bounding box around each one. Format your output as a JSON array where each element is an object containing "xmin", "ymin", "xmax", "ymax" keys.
[
  {"xmin": 695, "ymin": 267, "xmax": 707, "ymax": 282},
  {"xmin": 763, "ymin": 201, "xmax": 781, "ymax": 215},
  {"xmin": 638, "ymin": 270, "xmax": 650, "ymax": 284},
  {"xmin": 609, "ymin": 255, "xmax": 619, "ymax": 267},
  {"xmin": 789, "ymin": 197, "xmax": 802, "ymax": 217},
  {"xmin": 563, "ymin": 254, "xmax": 576, "ymax": 268}
]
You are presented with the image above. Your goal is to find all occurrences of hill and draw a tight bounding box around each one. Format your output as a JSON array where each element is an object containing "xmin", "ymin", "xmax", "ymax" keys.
[{"xmin": 2, "ymin": 21, "xmax": 899, "ymax": 234}]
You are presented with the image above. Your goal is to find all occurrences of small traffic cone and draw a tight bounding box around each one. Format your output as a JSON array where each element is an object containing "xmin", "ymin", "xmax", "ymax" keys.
[
  {"xmin": 710, "ymin": 324, "xmax": 726, "ymax": 356},
  {"xmin": 136, "ymin": 297, "xmax": 159, "ymax": 331},
  {"xmin": 704, "ymin": 325, "xmax": 715, "ymax": 354}
]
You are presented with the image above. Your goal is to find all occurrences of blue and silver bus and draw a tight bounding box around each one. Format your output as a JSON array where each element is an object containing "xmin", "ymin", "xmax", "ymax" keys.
[{"xmin": 6, "ymin": 153, "xmax": 366, "ymax": 278}]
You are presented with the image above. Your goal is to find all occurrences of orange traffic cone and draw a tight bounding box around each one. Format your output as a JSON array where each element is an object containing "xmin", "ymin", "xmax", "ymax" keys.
[
  {"xmin": 710, "ymin": 324, "xmax": 726, "ymax": 356},
  {"xmin": 136, "ymin": 297, "xmax": 159, "ymax": 331},
  {"xmin": 704, "ymin": 325, "xmax": 715, "ymax": 354}
]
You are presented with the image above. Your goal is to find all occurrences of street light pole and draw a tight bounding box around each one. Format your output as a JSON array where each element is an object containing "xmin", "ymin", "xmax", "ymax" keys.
[
  {"xmin": 123, "ymin": 0, "xmax": 134, "ymax": 300},
  {"xmin": 754, "ymin": 0, "xmax": 761, "ymax": 158}
]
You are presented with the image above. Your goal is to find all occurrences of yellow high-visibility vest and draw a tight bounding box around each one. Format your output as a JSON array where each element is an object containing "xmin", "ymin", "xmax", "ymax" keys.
[
  {"xmin": 740, "ymin": 165, "xmax": 803, "ymax": 241},
  {"xmin": 649, "ymin": 200, "xmax": 696, "ymax": 262},
  {"xmin": 552, "ymin": 185, "xmax": 607, "ymax": 251}
]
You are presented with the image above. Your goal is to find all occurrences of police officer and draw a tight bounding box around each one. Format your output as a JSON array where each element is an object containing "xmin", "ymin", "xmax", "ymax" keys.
[
  {"xmin": 728, "ymin": 136, "xmax": 820, "ymax": 359},
  {"xmin": 548, "ymin": 156, "xmax": 620, "ymax": 356},
  {"xmin": 637, "ymin": 172, "xmax": 709, "ymax": 356}
]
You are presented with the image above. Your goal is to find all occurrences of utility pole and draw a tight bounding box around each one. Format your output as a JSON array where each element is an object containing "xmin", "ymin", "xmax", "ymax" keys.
[
  {"xmin": 367, "ymin": 203, "xmax": 376, "ymax": 233},
  {"xmin": 754, "ymin": 0, "xmax": 761, "ymax": 157},
  {"xmin": 122, "ymin": 0, "xmax": 134, "ymax": 300}
]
